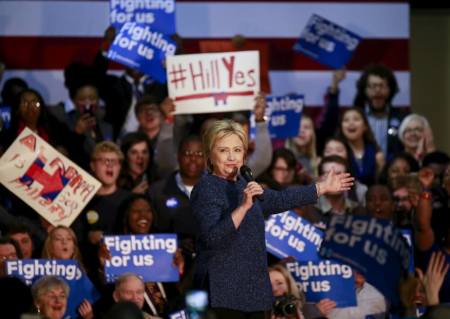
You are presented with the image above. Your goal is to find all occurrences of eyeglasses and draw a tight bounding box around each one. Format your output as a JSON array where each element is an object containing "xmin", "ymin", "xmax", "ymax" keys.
[
  {"xmin": 182, "ymin": 150, "xmax": 204, "ymax": 158},
  {"xmin": 366, "ymin": 82, "xmax": 388, "ymax": 91},
  {"xmin": 0, "ymin": 253, "xmax": 18, "ymax": 260},
  {"xmin": 20, "ymin": 100, "xmax": 41, "ymax": 108},
  {"xmin": 94, "ymin": 158, "xmax": 121, "ymax": 166},
  {"xmin": 43, "ymin": 293, "xmax": 67, "ymax": 302},
  {"xmin": 403, "ymin": 127, "xmax": 424, "ymax": 135},
  {"xmin": 394, "ymin": 195, "xmax": 409, "ymax": 202}
]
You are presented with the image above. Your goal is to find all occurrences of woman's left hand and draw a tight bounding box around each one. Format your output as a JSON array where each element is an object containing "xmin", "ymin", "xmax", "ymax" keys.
[
  {"xmin": 132, "ymin": 180, "xmax": 149, "ymax": 194},
  {"xmin": 317, "ymin": 168, "xmax": 354, "ymax": 196}
]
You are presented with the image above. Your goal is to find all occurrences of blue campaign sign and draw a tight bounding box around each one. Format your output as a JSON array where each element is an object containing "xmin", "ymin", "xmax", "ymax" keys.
[
  {"xmin": 265, "ymin": 211, "xmax": 323, "ymax": 262},
  {"xmin": 319, "ymin": 215, "xmax": 411, "ymax": 304},
  {"xmin": 5, "ymin": 259, "xmax": 100, "ymax": 319},
  {"xmin": 286, "ymin": 260, "xmax": 356, "ymax": 307},
  {"xmin": 293, "ymin": 14, "xmax": 362, "ymax": 69},
  {"xmin": 249, "ymin": 94, "xmax": 303, "ymax": 140},
  {"xmin": 110, "ymin": 0, "xmax": 176, "ymax": 35},
  {"xmin": 0, "ymin": 105, "xmax": 11, "ymax": 130},
  {"xmin": 266, "ymin": 94, "xmax": 303, "ymax": 139},
  {"xmin": 104, "ymin": 234, "xmax": 179, "ymax": 283},
  {"xmin": 108, "ymin": 22, "xmax": 177, "ymax": 83}
]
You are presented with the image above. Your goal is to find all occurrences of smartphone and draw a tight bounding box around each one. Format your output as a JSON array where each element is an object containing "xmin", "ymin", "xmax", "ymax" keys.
[
  {"xmin": 185, "ymin": 290, "xmax": 208, "ymax": 319},
  {"xmin": 82, "ymin": 104, "xmax": 95, "ymax": 116}
]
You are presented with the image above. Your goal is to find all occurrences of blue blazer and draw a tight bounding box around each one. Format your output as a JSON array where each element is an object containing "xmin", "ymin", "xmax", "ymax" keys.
[{"xmin": 190, "ymin": 174, "xmax": 317, "ymax": 311}]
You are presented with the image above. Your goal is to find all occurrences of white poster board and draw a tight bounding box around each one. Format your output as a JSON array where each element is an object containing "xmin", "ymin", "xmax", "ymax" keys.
[
  {"xmin": 166, "ymin": 51, "xmax": 260, "ymax": 114},
  {"xmin": 0, "ymin": 128, "xmax": 101, "ymax": 226}
]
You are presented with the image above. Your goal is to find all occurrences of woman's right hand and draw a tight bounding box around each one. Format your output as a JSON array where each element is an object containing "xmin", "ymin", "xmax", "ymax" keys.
[
  {"xmin": 316, "ymin": 298, "xmax": 337, "ymax": 316},
  {"xmin": 241, "ymin": 181, "xmax": 264, "ymax": 210},
  {"xmin": 98, "ymin": 242, "xmax": 112, "ymax": 268},
  {"xmin": 78, "ymin": 299, "xmax": 94, "ymax": 319},
  {"xmin": 417, "ymin": 251, "xmax": 449, "ymax": 306}
]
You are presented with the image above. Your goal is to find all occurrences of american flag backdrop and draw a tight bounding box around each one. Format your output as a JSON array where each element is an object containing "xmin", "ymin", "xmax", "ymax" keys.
[{"xmin": 0, "ymin": 0, "xmax": 410, "ymax": 109}]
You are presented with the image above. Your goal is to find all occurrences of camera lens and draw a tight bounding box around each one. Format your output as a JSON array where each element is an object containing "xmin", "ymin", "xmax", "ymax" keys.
[
  {"xmin": 273, "ymin": 295, "xmax": 297, "ymax": 317},
  {"xmin": 283, "ymin": 302, "xmax": 296, "ymax": 315}
]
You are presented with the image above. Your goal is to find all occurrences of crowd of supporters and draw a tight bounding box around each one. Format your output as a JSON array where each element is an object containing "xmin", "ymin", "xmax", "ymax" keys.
[{"xmin": 0, "ymin": 28, "xmax": 449, "ymax": 319}]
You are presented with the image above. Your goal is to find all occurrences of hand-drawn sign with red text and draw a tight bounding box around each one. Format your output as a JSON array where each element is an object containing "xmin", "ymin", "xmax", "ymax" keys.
[
  {"xmin": 0, "ymin": 128, "xmax": 101, "ymax": 226},
  {"xmin": 167, "ymin": 51, "xmax": 260, "ymax": 114}
]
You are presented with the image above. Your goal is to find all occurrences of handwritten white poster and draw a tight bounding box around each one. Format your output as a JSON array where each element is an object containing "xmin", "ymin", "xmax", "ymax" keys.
[
  {"xmin": 0, "ymin": 128, "xmax": 101, "ymax": 226},
  {"xmin": 167, "ymin": 51, "xmax": 260, "ymax": 114}
]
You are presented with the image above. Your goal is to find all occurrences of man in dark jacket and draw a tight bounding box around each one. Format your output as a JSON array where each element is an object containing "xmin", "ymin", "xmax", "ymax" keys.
[{"xmin": 354, "ymin": 64, "xmax": 408, "ymax": 160}]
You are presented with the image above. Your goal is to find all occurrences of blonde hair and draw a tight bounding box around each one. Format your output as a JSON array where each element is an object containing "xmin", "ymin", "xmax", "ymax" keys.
[
  {"xmin": 286, "ymin": 115, "xmax": 318, "ymax": 176},
  {"xmin": 91, "ymin": 141, "xmax": 124, "ymax": 161},
  {"xmin": 202, "ymin": 119, "xmax": 248, "ymax": 172},
  {"xmin": 42, "ymin": 226, "xmax": 84, "ymax": 268},
  {"xmin": 268, "ymin": 264, "xmax": 305, "ymax": 304}
]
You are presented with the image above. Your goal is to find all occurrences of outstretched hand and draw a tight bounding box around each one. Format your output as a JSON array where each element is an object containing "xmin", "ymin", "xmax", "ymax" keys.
[
  {"xmin": 317, "ymin": 168, "xmax": 354, "ymax": 196},
  {"xmin": 417, "ymin": 251, "xmax": 449, "ymax": 306}
]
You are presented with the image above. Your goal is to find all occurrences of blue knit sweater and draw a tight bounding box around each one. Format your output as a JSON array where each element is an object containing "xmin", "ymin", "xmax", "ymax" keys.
[{"xmin": 190, "ymin": 173, "xmax": 318, "ymax": 311}]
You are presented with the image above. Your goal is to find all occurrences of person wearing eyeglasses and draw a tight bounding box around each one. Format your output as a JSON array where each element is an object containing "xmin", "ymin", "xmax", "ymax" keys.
[
  {"xmin": 150, "ymin": 135, "xmax": 205, "ymax": 280},
  {"xmin": 0, "ymin": 237, "xmax": 21, "ymax": 277},
  {"xmin": 72, "ymin": 141, "xmax": 131, "ymax": 270},
  {"xmin": 0, "ymin": 88, "xmax": 73, "ymax": 227},
  {"xmin": 134, "ymin": 95, "xmax": 177, "ymax": 181},
  {"xmin": 31, "ymin": 276, "xmax": 70, "ymax": 319},
  {"xmin": 353, "ymin": 64, "xmax": 407, "ymax": 161},
  {"xmin": 398, "ymin": 113, "xmax": 436, "ymax": 163}
]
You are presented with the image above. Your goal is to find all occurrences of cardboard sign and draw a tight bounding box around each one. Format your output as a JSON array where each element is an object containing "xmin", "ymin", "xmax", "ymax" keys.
[
  {"xmin": 5, "ymin": 259, "xmax": 100, "ymax": 319},
  {"xmin": 0, "ymin": 128, "xmax": 100, "ymax": 226},
  {"xmin": 250, "ymin": 94, "xmax": 304, "ymax": 140},
  {"xmin": 104, "ymin": 234, "xmax": 179, "ymax": 283},
  {"xmin": 286, "ymin": 260, "xmax": 356, "ymax": 307},
  {"xmin": 265, "ymin": 212, "xmax": 356, "ymax": 307},
  {"xmin": 108, "ymin": 22, "xmax": 177, "ymax": 83},
  {"xmin": 167, "ymin": 51, "xmax": 260, "ymax": 114},
  {"xmin": 265, "ymin": 211, "xmax": 323, "ymax": 262},
  {"xmin": 110, "ymin": 0, "xmax": 176, "ymax": 35},
  {"xmin": 320, "ymin": 215, "xmax": 411, "ymax": 304},
  {"xmin": 293, "ymin": 14, "xmax": 361, "ymax": 69}
]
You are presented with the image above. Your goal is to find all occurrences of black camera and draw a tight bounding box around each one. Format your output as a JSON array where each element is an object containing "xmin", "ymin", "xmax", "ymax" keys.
[{"xmin": 273, "ymin": 295, "xmax": 298, "ymax": 317}]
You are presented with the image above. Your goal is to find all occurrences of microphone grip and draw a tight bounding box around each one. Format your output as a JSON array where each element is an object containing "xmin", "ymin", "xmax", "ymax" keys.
[{"xmin": 240, "ymin": 165, "xmax": 264, "ymax": 201}]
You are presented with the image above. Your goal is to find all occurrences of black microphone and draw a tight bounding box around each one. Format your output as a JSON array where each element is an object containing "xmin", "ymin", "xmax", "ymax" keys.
[
  {"xmin": 240, "ymin": 165, "xmax": 255, "ymax": 183},
  {"xmin": 240, "ymin": 165, "xmax": 263, "ymax": 201}
]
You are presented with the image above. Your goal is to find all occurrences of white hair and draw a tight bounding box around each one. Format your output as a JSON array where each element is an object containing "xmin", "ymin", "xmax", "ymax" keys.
[{"xmin": 398, "ymin": 113, "xmax": 431, "ymax": 143}]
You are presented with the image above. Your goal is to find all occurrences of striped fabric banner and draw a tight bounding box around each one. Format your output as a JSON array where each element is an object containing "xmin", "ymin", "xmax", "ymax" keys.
[{"xmin": 0, "ymin": 0, "xmax": 409, "ymax": 107}]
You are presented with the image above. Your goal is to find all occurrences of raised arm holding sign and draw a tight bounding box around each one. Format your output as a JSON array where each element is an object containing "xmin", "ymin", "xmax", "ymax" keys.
[
  {"xmin": 294, "ymin": 14, "xmax": 361, "ymax": 69},
  {"xmin": 166, "ymin": 51, "xmax": 260, "ymax": 114},
  {"xmin": 0, "ymin": 128, "xmax": 101, "ymax": 227}
]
